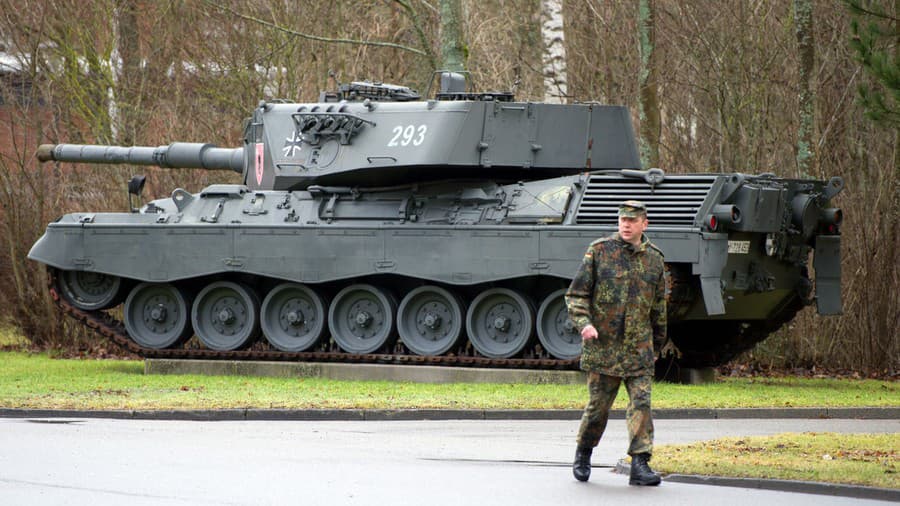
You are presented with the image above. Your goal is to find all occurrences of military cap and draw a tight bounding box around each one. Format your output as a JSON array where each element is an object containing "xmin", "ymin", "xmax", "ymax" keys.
[{"xmin": 618, "ymin": 200, "xmax": 647, "ymax": 218}]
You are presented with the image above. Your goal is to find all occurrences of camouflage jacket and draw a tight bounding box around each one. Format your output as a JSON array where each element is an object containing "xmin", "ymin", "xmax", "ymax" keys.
[{"xmin": 565, "ymin": 233, "xmax": 667, "ymax": 376}]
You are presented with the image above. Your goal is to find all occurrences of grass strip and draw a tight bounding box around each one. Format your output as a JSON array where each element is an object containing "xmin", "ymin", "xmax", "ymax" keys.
[
  {"xmin": 0, "ymin": 352, "xmax": 896, "ymax": 410},
  {"xmin": 655, "ymin": 432, "xmax": 899, "ymax": 489}
]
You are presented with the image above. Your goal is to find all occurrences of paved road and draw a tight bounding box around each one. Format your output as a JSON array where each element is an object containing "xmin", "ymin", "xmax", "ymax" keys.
[{"xmin": 0, "ymin": 417, "xmax": 896, "ymax": 505}]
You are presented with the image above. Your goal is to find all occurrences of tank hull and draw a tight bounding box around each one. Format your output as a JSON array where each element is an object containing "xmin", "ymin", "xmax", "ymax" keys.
[{"xmin": 31, "ymin": 217, "xmax": 799, "ymax": 320}]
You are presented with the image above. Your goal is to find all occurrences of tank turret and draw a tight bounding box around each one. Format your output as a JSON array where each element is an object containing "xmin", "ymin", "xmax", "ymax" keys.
[
  {"xmin": 247, "ymin": 90, "xmax": 639, "ymax": 190},
  {"xmin": 37, "ymin": 73, "xmax": 640, "ymax": 191}
]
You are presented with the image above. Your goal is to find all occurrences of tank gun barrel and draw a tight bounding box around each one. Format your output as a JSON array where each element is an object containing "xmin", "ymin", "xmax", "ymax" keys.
[{"xmin": 36, "ymin": 143, "xmax": 244, "ymax": 173}]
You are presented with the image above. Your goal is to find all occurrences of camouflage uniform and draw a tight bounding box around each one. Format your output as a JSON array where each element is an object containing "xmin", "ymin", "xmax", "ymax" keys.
[{"xmin": 565, "ymin": 216, "xmax": 666, "ymax": 456}]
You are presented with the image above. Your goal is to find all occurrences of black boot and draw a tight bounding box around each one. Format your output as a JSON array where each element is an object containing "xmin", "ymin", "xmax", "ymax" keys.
[
  {"xmin": 573, "ymin": 447, "xmax": 592, "ymax": 482},
  {"xmin": 629, "ymin": 453, "xmax": 661, "ymax": 486}
]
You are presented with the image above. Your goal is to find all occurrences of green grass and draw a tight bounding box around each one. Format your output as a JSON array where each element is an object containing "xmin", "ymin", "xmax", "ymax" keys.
[
  {"xmin": 0, "ymin": 351, "xmax": 896, "ymax": 410},
  {"xmin": 655, "ymin": 432, "xmax": 900, "ymax": 489}
]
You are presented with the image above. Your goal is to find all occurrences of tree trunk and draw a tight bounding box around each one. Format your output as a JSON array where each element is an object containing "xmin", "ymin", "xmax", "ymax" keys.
[
  {"xmin": 795, "ymin": 0, "xmax": 815, "ymax": 177},
  {"xmin": 110, "ymin": 0, "xmax": 141, "ymax": 145},
  {"xmin": 439, "ymin": 0, "xmax": 466, "ymax": 71},
  {"xmin": 541, "ymin": 0, "xmax": 568, "ymax": 103},
  {"xmin": 638, "ymin": 0, "xmax": 660, "ymax": 168},
  {"xmin": 894, "ymin": 0, "xmax": 899, "ymax": 178}
]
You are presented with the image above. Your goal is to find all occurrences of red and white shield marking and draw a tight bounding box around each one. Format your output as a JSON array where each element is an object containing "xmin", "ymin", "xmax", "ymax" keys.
[{"xmin": 255, "ymin": 143, "xmax": 265, "ymax": 186}]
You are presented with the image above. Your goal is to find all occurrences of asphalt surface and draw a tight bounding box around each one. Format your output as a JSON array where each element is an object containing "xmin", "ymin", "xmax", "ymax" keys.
[{"xmin": 0, "ymin": 416, "xmax": 897, "ymax": 505}]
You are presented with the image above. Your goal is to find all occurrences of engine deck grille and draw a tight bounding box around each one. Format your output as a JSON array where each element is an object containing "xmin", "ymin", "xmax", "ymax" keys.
[{"xmin": 575, "ymin": 174, "xmax": 718, "ymax": 226}]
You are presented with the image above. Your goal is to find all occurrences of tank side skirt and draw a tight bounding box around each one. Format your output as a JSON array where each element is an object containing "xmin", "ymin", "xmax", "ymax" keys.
[{"xmin": 32, "ymin": 223, "xmax": 704, "ymax": 283}]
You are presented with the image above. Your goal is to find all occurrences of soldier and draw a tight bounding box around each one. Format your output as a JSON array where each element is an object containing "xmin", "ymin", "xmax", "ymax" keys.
[{"xmin": 565, "ymin": 199, "xmax": 667, "ymax": 486}]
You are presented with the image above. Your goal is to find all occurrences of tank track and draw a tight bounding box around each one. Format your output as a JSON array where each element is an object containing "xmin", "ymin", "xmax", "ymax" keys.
[
  {"xmin": 47, "ymin": 269, "xmax": 579, "ymax": 370},
  {"xmin": 47, "ymin": 268, "xmax": 800, "ymax": 370}
]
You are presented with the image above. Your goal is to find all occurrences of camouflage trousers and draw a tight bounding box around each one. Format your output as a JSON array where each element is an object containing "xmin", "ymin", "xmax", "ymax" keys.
[{"xmin": 575, "ymin": 372, "xmax": 654, "ymax": 456}]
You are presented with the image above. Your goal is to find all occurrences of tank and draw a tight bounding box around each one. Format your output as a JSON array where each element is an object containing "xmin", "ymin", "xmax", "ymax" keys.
[{"xmin": 29, "ymin": 73, "xmax": 844, "ymax": 370}]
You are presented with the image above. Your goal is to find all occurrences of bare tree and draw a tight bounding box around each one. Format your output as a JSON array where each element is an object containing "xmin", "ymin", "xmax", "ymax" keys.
[
  {"xmin": 795, "ymin": 0, "xmax": 816, "ymax": 177},
  {"xmin": 439, "ymin": 0, "xmax": 466, "ymax": 71},
  {"xmin": 638, "ymin": 0, "xmax": 660, "ymax": 168},
  {"xmin": 110, "ymin": 0, "xmax": 141, "ymax": 145},
  {"xmin": 541, "ymin": 0, "xmax": 568, "ymax": 103}
]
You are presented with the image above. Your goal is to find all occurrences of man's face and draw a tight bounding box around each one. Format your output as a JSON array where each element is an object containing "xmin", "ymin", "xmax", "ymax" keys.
[{"xmin": 618, "ymin": 215, "xmax": 648, "ymax": 245}]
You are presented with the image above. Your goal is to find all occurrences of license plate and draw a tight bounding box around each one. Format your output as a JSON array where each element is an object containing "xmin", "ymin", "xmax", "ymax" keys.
[{"xmin": 728, "ymin": 240, "xmax": 750, "ymax": 254}]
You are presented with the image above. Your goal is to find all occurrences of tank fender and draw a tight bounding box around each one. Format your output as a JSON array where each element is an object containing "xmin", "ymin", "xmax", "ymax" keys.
[
  {"xmin": 693, "ymin": 233, "xmax": 728, "ymax": 315},
  {"xmin": 813, "ymin": 235, "xmax": 842, "ymax": 315},
  {"xmin": 27, "ymin": 231, "xmax": 74, "ymax": 270}
]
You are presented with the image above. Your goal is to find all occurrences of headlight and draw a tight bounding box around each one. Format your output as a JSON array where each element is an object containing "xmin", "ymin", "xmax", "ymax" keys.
[{"xmin": 791, "ymin": 194, "xmax": 818, "ymax": 241}]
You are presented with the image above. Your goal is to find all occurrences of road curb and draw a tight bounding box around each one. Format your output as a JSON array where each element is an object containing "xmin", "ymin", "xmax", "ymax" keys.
[
  {"xmin": 663, "ymin": 474, "xmax": 900, "ymax": 502},
  {"xmin": 612, "ymin": 460, "xmax": 900, "ymax": 501},
  {"xmin": 144, "ymin": 359, "xmax": 588, "ymax": 385},
  {"xmin": 0, "ymin": 406, "xmax": 896, "ymax": 421}
]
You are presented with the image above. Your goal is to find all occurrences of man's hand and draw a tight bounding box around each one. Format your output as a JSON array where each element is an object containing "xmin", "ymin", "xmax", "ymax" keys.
[{"xmin": 581, "ymin": 324, "xmax": 598, "ymax": 340}]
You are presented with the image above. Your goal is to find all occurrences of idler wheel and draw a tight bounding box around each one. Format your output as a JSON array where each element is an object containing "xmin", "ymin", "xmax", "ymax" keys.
[
  {"xmin": 56, "ymin": 269, "xmax": 124, "ymax": 310},
  {"xmin": 397, "ymin": 285, "xmax": 465, "ymax": 356},
  {"xmin": 124, "ymin": 282, "xmax": 193, "ymax": 349},
  {"xmin": 536, "ymin": 289, "xmax": 581, "ymax": 360},
  {"xmin": 260, "ymin": 283, "xmax": 328, "ymax": 352},
  {"xmin": 328, "ymin": 284, "xmax": 396, "ymax": 354},
  {"xmin": 191, "ymin": 281, "xmax": 260, "ymax": 351},
  {"xmin": 465, "ymin": 288, "xmax": 534, "ymax": 358}
]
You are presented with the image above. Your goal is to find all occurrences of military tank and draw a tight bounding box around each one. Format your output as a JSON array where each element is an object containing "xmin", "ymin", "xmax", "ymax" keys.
[{"xmin": 29, "ymin": 72, "xmax": 844, "ymax": 369}]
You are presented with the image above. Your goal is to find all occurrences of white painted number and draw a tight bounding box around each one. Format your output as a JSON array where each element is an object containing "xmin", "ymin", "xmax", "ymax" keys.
[
  {"xmin": 414, "ymin": 125, "xmax": 427, "ymax": 145},
  {"xmin": 388, "ymin": 124, "xmax": 427, "ymax": 147},
  {"xmin": 388, "ymin": 126, "xmax": 403, "ymax": 146}
]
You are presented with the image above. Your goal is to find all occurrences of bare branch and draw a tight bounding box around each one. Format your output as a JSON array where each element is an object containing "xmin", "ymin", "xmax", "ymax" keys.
[
  {"xmin": 845, "ymin": 0, "xmax": 899, "ymax": 22},
  {"xmin": 204, "ymin": 1, "xmax": 429, "ymax": 57},
  {"xmin": 390, "ymin": 0, "xmax": 438, "ymax": 69},
  {"xmin": 411, "ymin": 0, "xmax": 439, "ymax": 15}
]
